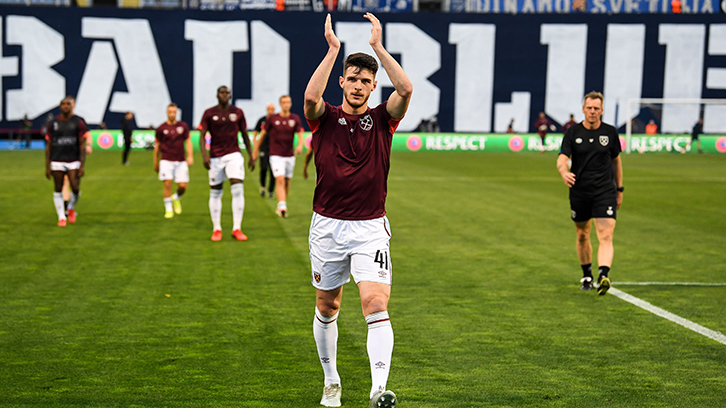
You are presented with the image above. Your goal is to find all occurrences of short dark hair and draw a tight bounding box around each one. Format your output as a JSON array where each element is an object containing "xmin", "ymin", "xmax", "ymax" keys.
[
  {"xmin": 217, "ymin": 86, "xmax": 229, "ymax": 93},
  {"xmin": 168, "ymin": 102, "xmax": 178, "ymax": 108},
  {"xmin": 343, "ymin": 53, "xmax": 378, "ymax": 77}
]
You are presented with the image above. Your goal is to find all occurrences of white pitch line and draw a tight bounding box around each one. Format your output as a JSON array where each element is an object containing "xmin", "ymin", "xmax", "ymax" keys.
[
  {"xmin": 609, "ymin": 287, "xmax": 726, "ymax": 345},
  {"xmin": 614, "ymin": 282, "xmax": 726, "ymax": 286}
]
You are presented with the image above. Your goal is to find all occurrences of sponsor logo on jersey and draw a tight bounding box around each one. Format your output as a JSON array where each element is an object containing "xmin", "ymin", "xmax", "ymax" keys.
[
  {"xmin": 55, "ymin": 136, "xmax": 77, "ymax": 145},
  {"xmin": 314, "ymin": 272, "xmax": 321, "ymax": 283},
  {"xmin": 600, "ymin": 136, "xmax": 609, "ymax": 146},
  {"xmin": 229, "ymin": 113, "xmax": 237, "ymax": 122},
  {"xmin": 360, "ymin": 114, "xmax": 373, "ymax": 131},
  {"xmin": 176, "ymin": 126, "xmax": 184, "ymax": 134},
  {"xmin": 575, "ymin": 138, "xmax": 582, "ymax": 144},
  {"xmin": 338, "ymin": 117, "xmax": 347, "ymax": 125}
]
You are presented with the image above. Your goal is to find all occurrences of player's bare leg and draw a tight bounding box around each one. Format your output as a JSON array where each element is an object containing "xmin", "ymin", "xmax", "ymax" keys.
[
  {"xmin": 575, "ymin": 220, "xmax": 593, "ymax": 290},
  {"xmin": 173, "ymin": 182, "xmax": 187, "ymax": 215},
  {"xmin": 163, "ymin": 179, "xmax": 175, "ymax": 218},
  {"xmin": 274, "ymin": 175, "xmax": 288, "ymax": 218},
  {"xmin": 316, "ymin": 287, "xmax": 343, "ymax": 407},
  {"xmin": 65, "ymin": 169, "xmax": 81, "ymax": 224},
  {"xmin": 229, "ymin": 179, "xmax": 247, "ymax": 241},
  {"xmin": 52, "ymin": 171, "xmax": 67, "ymax": 225},
  {"xmin": 209, "ymin": 183, "xmax": 224, "ymax": 240},
  {"xmin": 358, "ymin": 281, "xmax": 395, "ymax": 404},
  {"xmin": 594, "ymin": 217, "xmax": 616, "ymax": 295}
]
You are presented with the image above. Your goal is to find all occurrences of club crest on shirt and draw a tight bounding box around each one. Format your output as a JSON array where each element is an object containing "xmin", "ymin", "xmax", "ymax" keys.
[
  {"xmin": 338, "ymin": 117, "xmax": 347, "ymax": 125},
  {"xmin": 360, "ymin": 114, "xmax": 373, "ymax": 131},
  {"xmin": 314, "ymin": 272, "xmax": 321, "ymax": 283},
  {"xmin": 599, "ymin": 136, "xmax": 609, "ymax": 146},
  {"xmin": 575, "ymin": 138, "xmax": 582, "ymax": 144},
  {"xmin": 288, "ymin": 119, "xmax": 295, "ymax": 127},
  {"xmin": 229, "ymin": 113, "xmax": 238, "ymax": 122},
  {"xmin": 53, "ymin": 122, "xmax": 59, "ymax": 130},
  {"xmin": 176, "ymin": 126, "xmax": 184, "ymax": 134}
]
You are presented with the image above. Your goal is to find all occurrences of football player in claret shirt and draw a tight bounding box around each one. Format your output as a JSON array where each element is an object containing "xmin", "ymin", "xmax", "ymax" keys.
[
  {"xmin": 303, "ymin": 13, "xmax": 412, "ymax": 408},
  {"xmin": 199, "ymin": 86, "xmax": 255, "ymax": 242},
  {"xmin": 154, "ymin": 103, "xmax": 193, "ymax": 219},
  {"xmin": 252, "ymin": 95, "xmax": 305, "ymax": 218},
  {"xmin": 557, "ymin": 91, "xmax": 624, "ymax": 296},
  {"xmin": 45, "ymin": 96, "xmax": 89, "ymax": 227}
]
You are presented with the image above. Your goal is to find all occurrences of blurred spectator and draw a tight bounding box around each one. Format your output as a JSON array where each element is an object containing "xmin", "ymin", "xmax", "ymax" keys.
[
  {"xmin": 671, "ymin": 0, "xmax": 682, "ymax": 13},
  {"xmin": 506, "ymin": 119, "xmax": 514, "ymax": 134},
  {"xmin": 121, "ymin": 112, "xmax": 134, "ymax": 165},
  {"xmin": 98, "ymin": 122, "xmax": 107, "ymax": 130},
  {"xmin": 645, "ymin": 119, "xmax": 657, "ymax": 135}
]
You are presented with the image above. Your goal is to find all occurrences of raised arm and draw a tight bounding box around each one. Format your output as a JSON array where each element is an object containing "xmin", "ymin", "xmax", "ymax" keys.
[
  {"xmin": 364, "ymin": 13, "xmax": 412, "ymax": 119},
  {"xmin": 304, "ymin": 14, "xmax": 340, "ymax": 121}
]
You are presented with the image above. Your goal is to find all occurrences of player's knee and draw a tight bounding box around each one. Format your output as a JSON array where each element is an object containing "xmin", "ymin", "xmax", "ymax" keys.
[
  {"xmin": 316, "ymin": 300, "xmax": 340, "ymax": 317},
  {"xmin": 576, "ymin": 231, "xmax": 589, "ymax": 244},
  {"xmin": 362, "ymin": 295, "xmax": 388, "ymax": 315}
]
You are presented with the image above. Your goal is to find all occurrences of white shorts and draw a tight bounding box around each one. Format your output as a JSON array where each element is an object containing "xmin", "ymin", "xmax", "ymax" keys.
[
  {"xmin": 208, "ymin": 152, "xmax": 245, "ymax": 186},
  {"xmin": 269, "ymin": 155, "xmax": 295, "ymax": 179},
  {"xmin": 50, "ymin": 161, "xmax": 81, "ymax": 172},
  {"xmin": 159, "ymin": 160, "xmax": 190, "ymax": 183},
  {"xmin": 309, "ymin": 212, "xmax": 392, "ymax": 291}
]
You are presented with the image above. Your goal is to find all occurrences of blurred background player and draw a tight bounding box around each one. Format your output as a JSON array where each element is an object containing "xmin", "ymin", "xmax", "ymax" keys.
[
  {"xmin": 535, "ymin": 111, "xmax": 556, "ymax": 153},
  {"xmin": 562, "ymin": 114, "xmax": 577, "ymax": 134},
  {"xmin": 154, "ymin": 103, "xmax": 193, "ymax": 219},
  {"xmin": 252, "ymin": 95, "xmax": 304, "ymax": 218},
  {"xmin": 687, "ymin": 118, "xmax": 703, "ymax": 154},
  {"xmin": 199, "ymin": 86, "xmax": 255, "ymax": 241},
  {"xmin": 253, "ymin": 103, "xmax": 276, "ymax": 198},
  {"xmin": 121, "ymin": 111, "xmax": 135, "ymax": 165},
  {"xmin": 59, "ymin": 98, "xmax": 92, "ymax": 214},
  {"xmin": 45, "ymin": 96, "xmax": 88, "ymax": 227},
  {"xmin": 557, "ymin": 91, "xmax": 623, "ymax": 296},
  {"xmin": 304, "ymin": 13, "xmax": 412, "ymax": 408}
]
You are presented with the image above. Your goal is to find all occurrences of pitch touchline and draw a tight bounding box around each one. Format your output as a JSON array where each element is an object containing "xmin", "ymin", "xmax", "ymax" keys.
[
  {"xmin": 614, "ymin": 282, "xmax": 726, "ymax": 286},
  {"xmin": 609, "ymin": 287, "xmax": 726, "ymax": 345}
]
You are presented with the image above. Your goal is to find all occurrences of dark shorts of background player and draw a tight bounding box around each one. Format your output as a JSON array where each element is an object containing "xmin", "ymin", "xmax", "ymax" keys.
[
  {"xmin": 569, "ymin": 190, "xmax": 617, "ymax": 222},
  {"xmin": 691, "ymin": 134, "xmax": 699, "ymax": 141}
]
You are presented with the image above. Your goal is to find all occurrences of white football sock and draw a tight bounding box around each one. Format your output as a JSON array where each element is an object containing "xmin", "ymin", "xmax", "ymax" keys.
[
  {"xmin": 164, "ymin": 197, "xmax": 173, "ymax": 212},
  {"xmin": 209, "ymin": 188, "xmax": 223, "ymax": 231},
  {"xmin": 314, "ymin": 308, "xmax": 341, "ymax": 386},
  {"xmin": 53, "ymin": 192, "xmax": 66, "ymax": 220},
  {"xmin": 231, "ymin": 183, "xmax": 244, "ymax": 231},
  {"xmin": 366, "ymin": 311, "xmax": 394, "ymax": 398},
  {"xmin": 277, "ymin": 200, "xmax": 287, "ymax": 211},
  {"xmin": 68, "ymin": 191, "xmax": 80, "ymax": 211}
]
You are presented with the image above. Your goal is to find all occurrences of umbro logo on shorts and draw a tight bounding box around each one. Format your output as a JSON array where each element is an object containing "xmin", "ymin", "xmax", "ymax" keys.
[{"xmin": 378, "ymin": 270, "xmax": 387, "ymax": 279}]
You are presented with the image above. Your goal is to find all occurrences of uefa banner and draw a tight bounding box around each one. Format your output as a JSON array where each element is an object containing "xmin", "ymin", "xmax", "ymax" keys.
[{"xmin": 88, "ymin": 130, "xmax": 726, "ymax": 154}]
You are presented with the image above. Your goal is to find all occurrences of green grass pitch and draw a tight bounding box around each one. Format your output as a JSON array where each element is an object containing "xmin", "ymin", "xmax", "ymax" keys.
[{"xmin": 0, "ymin": 149, "xmax": 725, "ymax": 407}]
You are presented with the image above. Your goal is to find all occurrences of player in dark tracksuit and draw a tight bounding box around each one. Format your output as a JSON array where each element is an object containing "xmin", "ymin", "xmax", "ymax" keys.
[{"xmin": 557, "ymin": 91, "xmax": 624, "ymax": 296}]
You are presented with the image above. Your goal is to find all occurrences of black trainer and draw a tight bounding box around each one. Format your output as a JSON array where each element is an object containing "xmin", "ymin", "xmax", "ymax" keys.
[{"xmin": 580, "ymin": 276, "xmax": 593, "ymax": 291}]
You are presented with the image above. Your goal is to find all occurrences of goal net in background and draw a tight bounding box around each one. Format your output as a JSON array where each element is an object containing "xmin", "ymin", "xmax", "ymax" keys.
[{"xmin": 624, "ymin": 98, "xmax": 726, "ymax": 153}]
